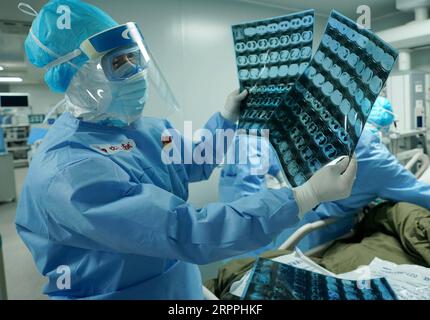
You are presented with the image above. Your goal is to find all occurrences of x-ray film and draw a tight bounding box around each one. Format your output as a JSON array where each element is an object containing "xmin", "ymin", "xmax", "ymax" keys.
[
  {"xmin": 267, "ymin": 10, "xmax": 398, "ymax": 186},
  {"xmin": 232, "ymin": 10, "xmax": 315, "ymax": 131},
  {"xmin": 243, "ymin": 258, "xmax": 398, "ymax": 300}
]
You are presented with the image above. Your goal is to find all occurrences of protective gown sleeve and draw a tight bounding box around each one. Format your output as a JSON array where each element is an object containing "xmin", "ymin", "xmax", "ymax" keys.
[
  {"xmin": 170, "ymin": 112, "xmax": 236, "ymax": 183},
  {"xmin": 320, "ymin": 131, "xmax": 430, "ymax": 216},
  {"xmin": 362, "ymin": 141, "xmax": 430, "ymax": 210},
  {"xmin": 268, "ymin": 144, "xmax": 281, "ymax": 177},
  {"xmin": 44, "ymin": 157, "xmax": 299, "ymax": 265}
]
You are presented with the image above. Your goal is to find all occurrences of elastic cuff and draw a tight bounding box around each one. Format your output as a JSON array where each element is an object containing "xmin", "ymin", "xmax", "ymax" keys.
[
  {"xmin": 220, "ymin": 110, "xmax": 239, "ymax": 124},
  {"xmin": 293, "ymin": 185, "xmax": 319, "ymax": 219}
]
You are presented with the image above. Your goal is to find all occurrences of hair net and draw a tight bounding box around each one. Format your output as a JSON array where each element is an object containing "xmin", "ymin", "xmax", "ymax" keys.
[
  {"xmin": 23, "ymin": 0, "xmax": 118, "ymax": 93},
  {"xmin": 367, "ymin": 96, "xmax": 395, "ymax": 130}
]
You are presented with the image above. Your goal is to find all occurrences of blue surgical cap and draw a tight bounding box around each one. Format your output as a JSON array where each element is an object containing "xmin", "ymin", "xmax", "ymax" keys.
[
  {"xmin": 24, "ymin": 0, "xmax": 118, "ymax": 93},
  {"xmin": 368, "ymin": 96, "xmax": 395, "ymax": 129}
]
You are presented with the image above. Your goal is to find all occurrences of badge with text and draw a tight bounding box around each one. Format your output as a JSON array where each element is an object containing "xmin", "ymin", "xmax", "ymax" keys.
[
  {"xmin": 91, "ymin": 139, "xmax": 136, "ymax": 155},
  {"xmin": 161, "ymin": 134, "xmax": 173, "ymax": 147}
]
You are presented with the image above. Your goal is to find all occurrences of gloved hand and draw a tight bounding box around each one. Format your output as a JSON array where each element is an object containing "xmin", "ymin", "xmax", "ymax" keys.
[
  {"xmin": 221, "ymin": 89, "xmax": 248, "ymax": 123},
  {"xmin": 266, "ymin": 172, "xmax": 289, "ymax": 190},
  {"xmin": 293, "ymin": 156, "xmax": 357, "ymax": 218},
  {"xmin": 266, "ymin": 174, "xmax": 282, "ymax": 190}
]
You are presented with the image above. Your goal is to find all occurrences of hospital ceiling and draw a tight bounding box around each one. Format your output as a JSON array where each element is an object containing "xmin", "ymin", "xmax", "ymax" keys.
[
  {"xmin": 0, "ymin": 0, "xmax": 417, "ymax": 85},
  {"xmin": 0, "ymin": 0, "xmax": 413, "ymax": 25},
  {"xmin": 235, "ymin": 0, "xmax": 401, "ymax": 19}
]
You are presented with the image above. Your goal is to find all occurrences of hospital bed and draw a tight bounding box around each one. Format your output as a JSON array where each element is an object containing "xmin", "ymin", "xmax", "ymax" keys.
[{"xmin": 203, "ymin": 153, "xmax": 430, "ymax": 300}]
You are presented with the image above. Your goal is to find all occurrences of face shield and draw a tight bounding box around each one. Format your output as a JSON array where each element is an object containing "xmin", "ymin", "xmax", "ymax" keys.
[{"xmin": 59, "ymin": 23, "xmax": 180, "ymax": 126}]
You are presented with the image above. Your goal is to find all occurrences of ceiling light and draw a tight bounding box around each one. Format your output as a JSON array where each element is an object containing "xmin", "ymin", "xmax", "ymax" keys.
[
  {"xmin": 0, "ymin": 66, "xmax": 4, "ymax": 71},
  {"xmin": 0, "ymin": 77, "xmax": 23, "ymax": 83}
]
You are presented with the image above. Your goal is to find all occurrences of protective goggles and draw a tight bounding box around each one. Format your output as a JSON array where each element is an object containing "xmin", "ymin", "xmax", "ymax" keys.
[
  {"xmin": 42, "ymin": 22, "xmax": 180, "ymax": 117},
  {"xmin": 80, "ymin": 23, "xmax": 150, "ymax": 81},
  {"xmin": 101, "ymin": 45, "xmax": 146, "ymax": 81}
]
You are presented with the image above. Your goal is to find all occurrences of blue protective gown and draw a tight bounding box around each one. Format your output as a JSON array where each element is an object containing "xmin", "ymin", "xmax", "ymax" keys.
[
  {"xmin": 219, "ymin": 134, "xmax": 281, "ymax": 203},
  {"xmin": 219, "ymin": 128, "xmax": 430, "ymax": 253},
  {"xmin": 15, "ymin": 112, "xmax": 300, "ymax": 300}
]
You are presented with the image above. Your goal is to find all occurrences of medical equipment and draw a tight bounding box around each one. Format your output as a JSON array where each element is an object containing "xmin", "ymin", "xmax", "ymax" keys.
[
  {"xmin": 0, "ymin": 93, "xmax": 30, "ymax": 108},
  {"xmin": 232, "ymin": 10, "xmax": 315, "ymax": 131},
  {"xmin": 401, "ymin": 148, "xmax": 430, "ymax": 178},
  {"xmin": 386, "ymin": 70, "xmax": 429, "ymax": 132},
  {"xmin": 389, "ymin": 131, "xmax": 427, "ymax": 157},
  {"xmin": 267, "ymin": 10, "xmax": 398, "ymax": 187},
  {"xmin": 0, "ymin": 124, "xmax": 30, "ymax": 167},
  {"xmin": 28, "ymin": 114, "xmax": 45, "ymax": 124}
]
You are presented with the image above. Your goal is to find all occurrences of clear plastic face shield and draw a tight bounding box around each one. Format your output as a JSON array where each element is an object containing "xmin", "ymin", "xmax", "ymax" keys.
[
  {"xmin": 80, "ymin": 22, "xmax": 179, "ymax": 125},
  {"xmin": 56, "ymin": 22, "xmax": 180, "ymax": 126}
]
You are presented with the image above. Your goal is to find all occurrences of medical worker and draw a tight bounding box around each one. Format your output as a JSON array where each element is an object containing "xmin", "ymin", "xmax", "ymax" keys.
[
  {"xmin": 219, "ymin": 96, "xmax": 430, "ymax": 253},
  {"xmin": 293, "ymin": 96, "xmax": 430, "ymax": 250},
  {"xmin": 366, "ymin": 96, "xmax": 396, "ymax": 138},
  {"xmin": 219, "ymin": 134, "xmax": 283, "ymax": 203},
  {"xmin": 15, "ymin": 0, "xmax": 356, "ymax": 299}
]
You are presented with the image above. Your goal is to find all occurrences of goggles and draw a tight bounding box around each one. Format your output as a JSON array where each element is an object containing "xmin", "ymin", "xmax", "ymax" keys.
[{"xmin": 38, "ymin": 22, "xmax": 180, "ymax": 117}]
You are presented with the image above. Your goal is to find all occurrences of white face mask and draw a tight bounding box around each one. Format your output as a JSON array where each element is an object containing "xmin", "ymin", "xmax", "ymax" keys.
[{"xmin": 65, "ymin": 58, "xmax": 148, "ymax": 127}]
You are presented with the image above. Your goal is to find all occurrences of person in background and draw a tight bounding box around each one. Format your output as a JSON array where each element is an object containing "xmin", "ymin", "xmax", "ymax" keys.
[
  {"xmin": 219, "ymin": 134, "xmax": 284, "ymax": 203},
  {"xmin": 219, "ymin": 96, "xmax": 430, "ymax": 253}
]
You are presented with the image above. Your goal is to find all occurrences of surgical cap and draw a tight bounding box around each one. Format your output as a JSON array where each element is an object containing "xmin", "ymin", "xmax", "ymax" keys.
[
  {"xmin": 24, "ymin": 0, "xmax": 118, "ymax": 93},
  {"xmin": 368, "ymin": 96, "xmax": 395, "ymax": 128}
]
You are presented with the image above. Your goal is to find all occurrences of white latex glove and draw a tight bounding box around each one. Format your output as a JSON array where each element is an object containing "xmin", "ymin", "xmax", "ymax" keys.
[
  {"xmin": 266, "ymin": 172, "xmax": 289, "ymax": 190},
  {"xmin": 221, "ymin": 89, "xmax": 248, "ymax": 123},
  {"xmin": 265, "ymin": 174, "xmax": 282, "ymax": 190},
  {"xmin": 293, "ymin": 156, "xmax": 357, "ymax": 218}
]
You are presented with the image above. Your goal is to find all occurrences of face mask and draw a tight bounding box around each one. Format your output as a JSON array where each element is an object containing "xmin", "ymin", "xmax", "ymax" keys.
[
  {"xmin": 65, "ymin": 59, "xmax": 148, "ymax": 127},
  {"xmin": 104, "ymin": 71, "xmax": 148, "ymax": 127}
]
